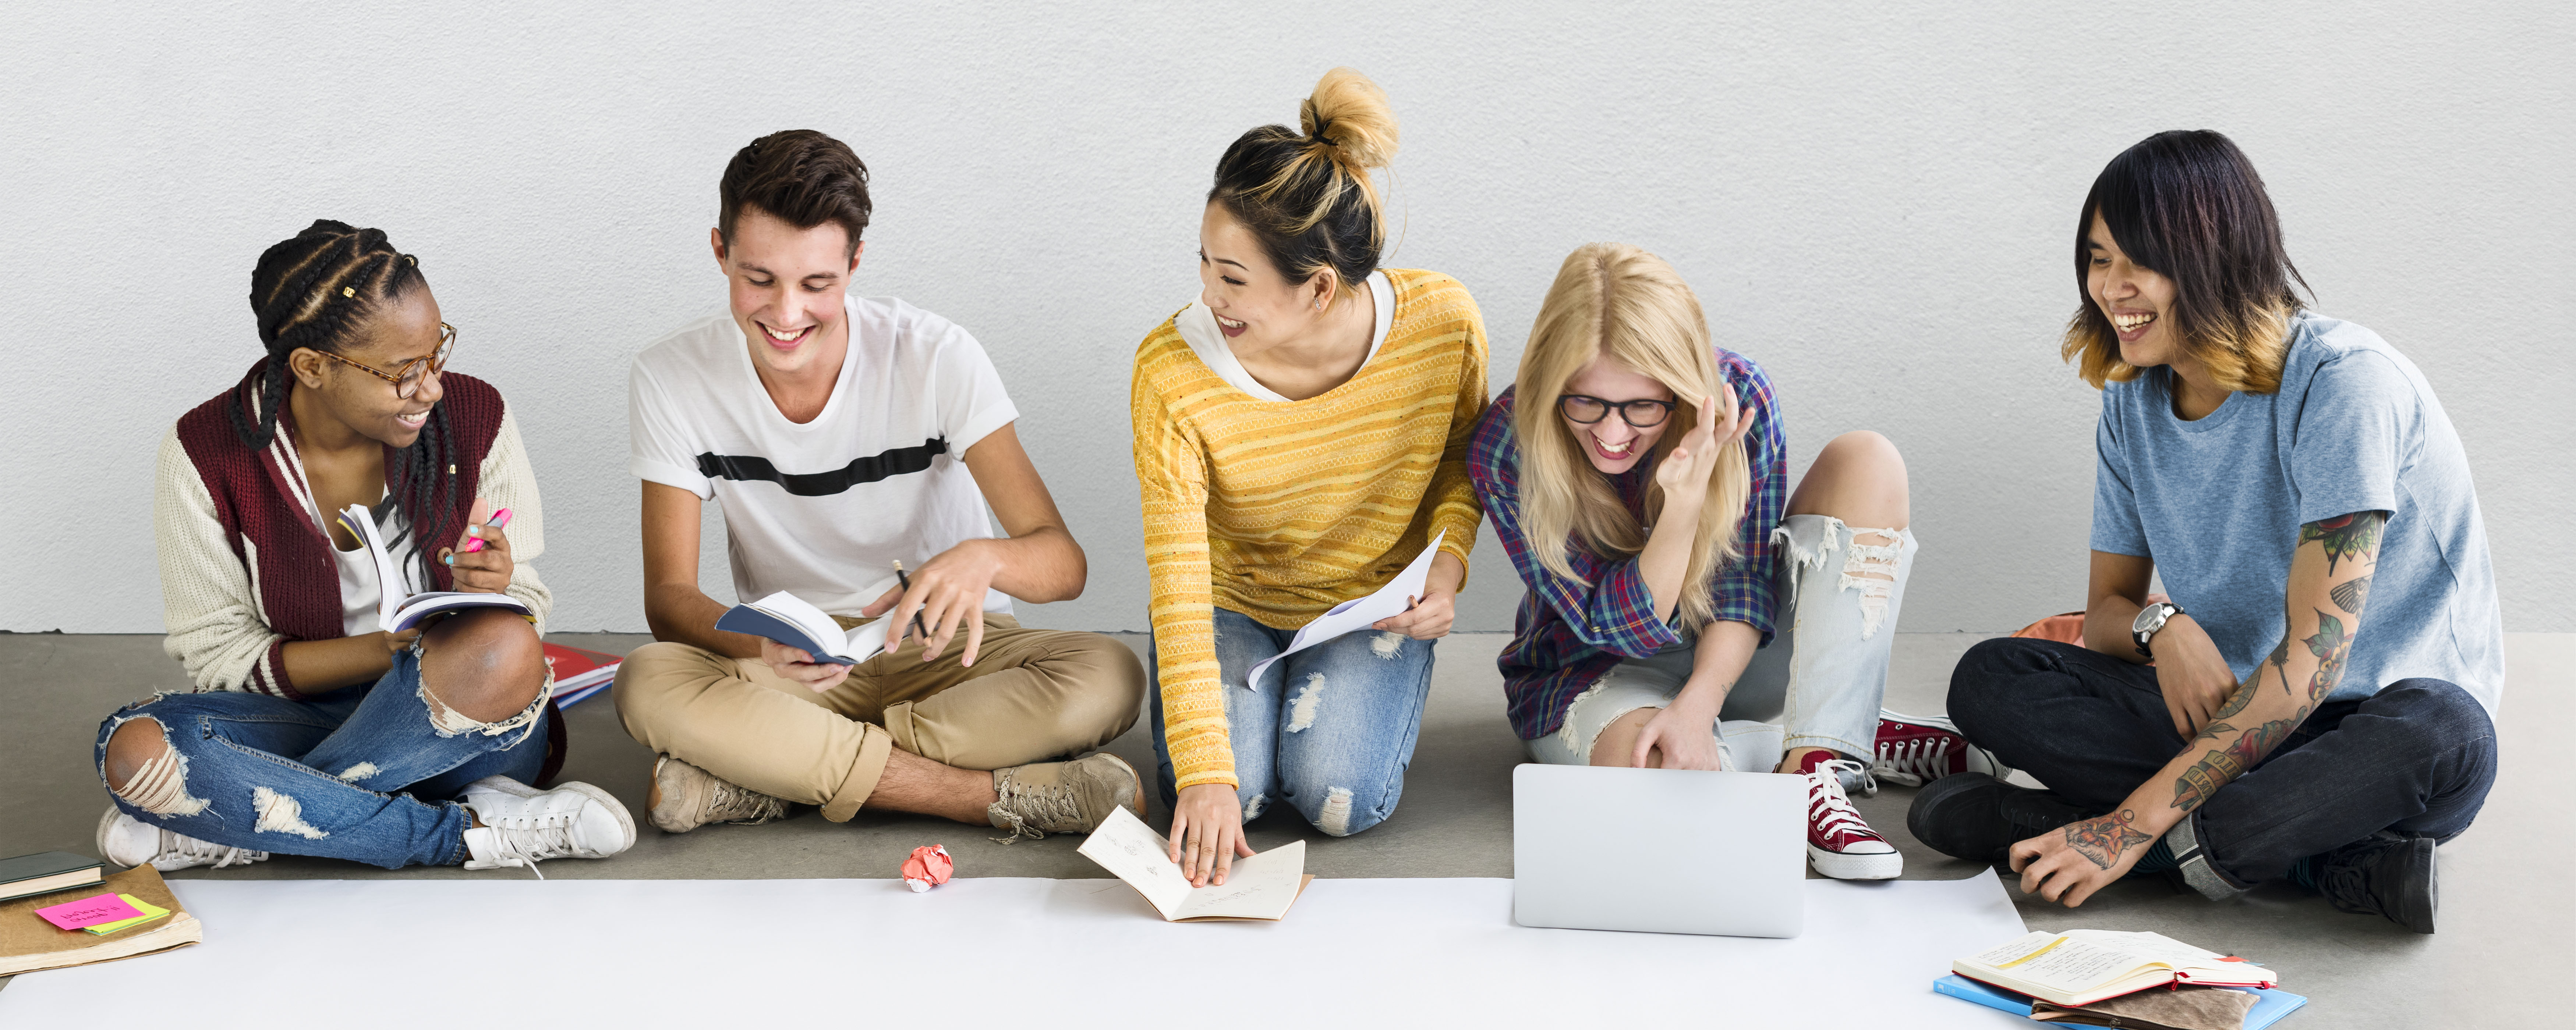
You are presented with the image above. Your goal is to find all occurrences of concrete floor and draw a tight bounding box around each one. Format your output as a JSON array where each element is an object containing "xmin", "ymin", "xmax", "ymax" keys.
[{"xmin": 2, "ymin": 631, "xmax": 2563, "ymax": 1023}]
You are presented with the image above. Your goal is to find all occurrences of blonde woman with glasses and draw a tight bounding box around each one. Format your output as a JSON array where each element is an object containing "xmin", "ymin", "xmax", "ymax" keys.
[{"xmin": 1468, "ymin": 242, "xmax": 1980, "ymax": 879}]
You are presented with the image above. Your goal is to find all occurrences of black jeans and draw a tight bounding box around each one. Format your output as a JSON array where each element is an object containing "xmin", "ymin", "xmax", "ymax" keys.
[{"xmin": 1947, "ymin": 637, "xmax": 2498, "ymax": 892}]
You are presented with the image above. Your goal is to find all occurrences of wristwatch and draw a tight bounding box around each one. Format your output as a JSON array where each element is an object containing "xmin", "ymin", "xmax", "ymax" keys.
[{"xmin": 2131, "ymin": 601, "xmax": 2184, "ymax": 659}]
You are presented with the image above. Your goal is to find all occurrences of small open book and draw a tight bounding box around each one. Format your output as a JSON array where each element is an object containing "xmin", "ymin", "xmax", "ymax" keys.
[
  {"xmin": 715, "ymin": 591, "xmax": 890, "ymax": 666},
  {"xmin": 1953, "ymin": 929, "xmax": 2278, "ymax": 1008},
  {"xmin": 1076, "ymin": 806, "xmax": 1312, "ymax": 922},
  {"xmin": 337, "ymin": 504, "xmax": 529, "ymax": 633}
]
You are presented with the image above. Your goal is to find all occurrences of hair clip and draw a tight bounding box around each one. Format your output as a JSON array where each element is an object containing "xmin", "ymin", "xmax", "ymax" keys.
[{"xmin": 342, "ymin": 287, "xmax": 356, "ymax": 298}]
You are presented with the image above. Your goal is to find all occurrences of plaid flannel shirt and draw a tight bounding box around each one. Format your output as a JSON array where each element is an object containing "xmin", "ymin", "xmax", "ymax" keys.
[{"xmin": 1466, "ymin": 349, "xmax": 1786, "ymax": 740}]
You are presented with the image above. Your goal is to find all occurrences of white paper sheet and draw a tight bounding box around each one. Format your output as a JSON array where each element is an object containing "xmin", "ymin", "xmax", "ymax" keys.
[
  {"xmin": 0, "ymin": 873, "xmax": 2028, "ymax": 1027},
  {"xmin": 1245, "ymin": 529, "xmax": 1445, "ymax": 690}
]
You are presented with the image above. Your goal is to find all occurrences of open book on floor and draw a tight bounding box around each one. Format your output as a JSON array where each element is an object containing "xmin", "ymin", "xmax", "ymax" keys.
[
  {"xmin": 715, "ymin": 591, "xmax": 891, "ymax": 666},
  {"xmin": 1952, "ymin": 929, "xmax": 2279, "ymax": 1008},
  {"xmin": 337, "ymin": 504, "xmax": 530, "ymax": 633},
  {"xmin": 1077, "ymin": 806, "xmax": 1312, "ymax": 922}
]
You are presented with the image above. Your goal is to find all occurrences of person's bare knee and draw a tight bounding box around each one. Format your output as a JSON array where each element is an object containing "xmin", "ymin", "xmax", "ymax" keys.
[
  {"xmin": 103, "ymin": 717, "xmax": 170, "ymax": 792},
  {"xmin": 1787, "ymin": 430, "xmax": 1910, "ymax": 530},
  {"xmin": 1588, "ymin": 708, "xmax": 1664, "ymax": 768},
  {"xmin": 420, "ymin": 609, "xmax": 546, "ymax": 725}
]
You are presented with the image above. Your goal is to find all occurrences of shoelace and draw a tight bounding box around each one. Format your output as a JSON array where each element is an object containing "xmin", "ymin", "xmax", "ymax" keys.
[
  {"xmin": 483, "ymin": 814, "xmax": 585, "ymax": 880},
  {"xmin": 1872, "ymin": 735, "xmax": 1955, "ymax": 787},
  {"xmin": 988, "ymin": 775, "xmax": 1083, "ymax": 843},
  {"xmin": 707, "ymin": 778, "xmax": 785, "ymax": 824},
  {"xmin": 1807, "ymin": 760, "xmax": 1882, "ymax": 849},
  {"xmin": 162, "ymin": 829, "xmax": 266, "ymax": 870}
]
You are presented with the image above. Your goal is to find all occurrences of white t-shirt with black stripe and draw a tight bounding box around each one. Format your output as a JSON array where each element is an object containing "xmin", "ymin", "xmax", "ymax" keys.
[{"xmin": 629, "ymin": 295, "xmax": 1018, "ymax": 617}]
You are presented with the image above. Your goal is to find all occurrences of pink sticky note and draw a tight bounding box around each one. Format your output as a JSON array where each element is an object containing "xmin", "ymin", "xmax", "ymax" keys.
[{"xmin": 34, "ymin": 893, "xmax": 144, "ymax": 931}]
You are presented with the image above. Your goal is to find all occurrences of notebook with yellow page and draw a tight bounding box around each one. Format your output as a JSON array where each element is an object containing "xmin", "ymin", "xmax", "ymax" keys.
[
  {"xmin": 1954, "ymin": 929, "xmax": 2277, "ymax": 1008},
  {"xmin": 1076, "ymin": 806, "xmax": 1313, "ymax": 922},
  {"xmin": 1, "ymin": 864, "xmax": 202, "ymax": 977}
]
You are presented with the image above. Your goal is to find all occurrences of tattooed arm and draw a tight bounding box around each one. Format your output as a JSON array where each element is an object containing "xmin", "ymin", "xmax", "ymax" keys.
[{"xmin": 2010, "ymin": 510, "xmax": 2388, "ymax": 908}]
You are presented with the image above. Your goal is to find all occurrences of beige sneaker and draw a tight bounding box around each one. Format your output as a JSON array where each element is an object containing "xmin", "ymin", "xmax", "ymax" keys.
[
  {"xmin": 648, "ymin": 754, "xmax": 788, "ymax": 833},
  {"xmin": 987, "ymin": 753, "xmax": 1144, "ymax": 841}
]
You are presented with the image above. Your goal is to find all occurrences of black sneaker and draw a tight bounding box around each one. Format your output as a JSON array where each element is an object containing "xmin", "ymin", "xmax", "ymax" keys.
[
  {"xmin": 1905, "ymin": 772, "xmax": 2094, "ymax": 864},
  {"xmin": 2317, "ymin": 832, "xmax": 2437, "ymax": 934}
]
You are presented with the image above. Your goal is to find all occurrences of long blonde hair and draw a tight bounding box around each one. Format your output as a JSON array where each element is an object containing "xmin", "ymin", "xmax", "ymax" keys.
[{"xmin": 1513, "ymin": 243, "xmax": 1751, "ymax": 628}]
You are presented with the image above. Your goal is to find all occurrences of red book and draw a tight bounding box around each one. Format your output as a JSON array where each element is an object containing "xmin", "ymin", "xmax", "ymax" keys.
[{"xmin": 542, "ymin": 643, "xmax": 624, "ymax": 708}]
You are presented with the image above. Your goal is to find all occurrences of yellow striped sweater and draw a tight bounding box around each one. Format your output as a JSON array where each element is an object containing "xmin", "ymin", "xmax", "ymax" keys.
[{"xmin": 1131, "ymin": 267, "xmax": 1489, "ymax": 791}]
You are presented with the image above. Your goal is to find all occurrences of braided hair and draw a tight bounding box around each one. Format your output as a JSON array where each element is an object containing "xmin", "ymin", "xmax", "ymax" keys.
[{"xmin": 238, "ymin": 220, "xmax": 458, "ymax": 588}]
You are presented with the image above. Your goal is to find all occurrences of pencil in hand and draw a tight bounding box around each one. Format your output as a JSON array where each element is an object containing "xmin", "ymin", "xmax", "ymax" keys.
[{"xmin": 892, "ymin": 561, "xmax": 932, "ymax": 646}]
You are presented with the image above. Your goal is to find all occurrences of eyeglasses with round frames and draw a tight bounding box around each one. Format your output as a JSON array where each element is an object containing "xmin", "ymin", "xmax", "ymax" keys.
[
  {"xmin": 312, "ymin": 323, "xmax": 456, "ymax": 399},
  {"xmin": 1557, "ymin": 393, "xmax": 1676, "ymax": 429}
]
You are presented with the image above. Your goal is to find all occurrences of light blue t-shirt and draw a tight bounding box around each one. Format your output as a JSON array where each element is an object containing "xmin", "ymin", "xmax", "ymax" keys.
[{"xmin": 2090, "ymin": 311, "xmax": 2504, "ymax": 714}]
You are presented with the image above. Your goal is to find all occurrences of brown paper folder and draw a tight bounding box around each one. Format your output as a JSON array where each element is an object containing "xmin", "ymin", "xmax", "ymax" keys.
[{"xmin": 0, "ymin": 864, "xmax": 202, "ymax": 976}]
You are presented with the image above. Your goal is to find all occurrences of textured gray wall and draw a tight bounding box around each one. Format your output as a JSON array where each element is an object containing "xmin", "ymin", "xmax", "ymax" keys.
[{"xmin": 4, "ymin": 3, "xmax": 2568, "ymax": 635}]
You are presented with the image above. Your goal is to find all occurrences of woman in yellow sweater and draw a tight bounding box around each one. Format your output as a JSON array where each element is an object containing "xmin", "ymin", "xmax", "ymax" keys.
[{"xmin": 1131, "ymin": 68, "xmax": 1486, "ymax": 886}]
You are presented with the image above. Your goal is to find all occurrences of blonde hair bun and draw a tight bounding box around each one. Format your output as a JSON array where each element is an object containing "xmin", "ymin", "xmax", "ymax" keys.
[{"xmin": 1300, "ymin": 67, "xmax": 1399, "ymax": 173}]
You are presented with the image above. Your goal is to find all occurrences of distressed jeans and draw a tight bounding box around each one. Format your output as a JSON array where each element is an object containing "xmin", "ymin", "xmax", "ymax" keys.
[
  {"xmin": 1947, "ymin": 637, "xmax": 2498, "ymax": 896},
  {"xmin": 1148, "ymin": 607, "xmax": 1438, "ymax": 837},
  {"xmin": 1526, "ymin": 514, "xmax": 1918, "ymax": 766},
  {"xmin": 94, "ymin": 649, "xmax": 551, "ymax": 869}
]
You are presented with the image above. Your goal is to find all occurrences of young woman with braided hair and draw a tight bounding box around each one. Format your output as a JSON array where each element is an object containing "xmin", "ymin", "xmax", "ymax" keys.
[
  {"xmin": 92, "ymin": 220, "xmax": 636, "ymax": 874},
  {"xmin": 1133, "ymin": 68, "xmax": 1487, "ymax": 885}
]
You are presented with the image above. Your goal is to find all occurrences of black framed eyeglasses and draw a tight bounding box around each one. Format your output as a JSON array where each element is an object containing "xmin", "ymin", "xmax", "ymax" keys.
[
  {"xmin": 313, "ymin": 322, "xmax": 456, "ymax": 399},
  {"xmin": 1557, "ymin": 393, "xmax": 1676, "ymax": 428}
]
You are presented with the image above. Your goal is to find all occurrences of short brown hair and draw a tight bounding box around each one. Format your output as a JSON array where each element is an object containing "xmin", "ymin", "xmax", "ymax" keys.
[{"xmin": 718, "ymin": 129, "xmax": 872, "ymax": 258}]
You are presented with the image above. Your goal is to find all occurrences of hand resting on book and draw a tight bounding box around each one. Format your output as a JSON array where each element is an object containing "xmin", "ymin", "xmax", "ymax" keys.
[{"xmin": 762, "ymin": 638, "xmax": 855, "ymax": 693}]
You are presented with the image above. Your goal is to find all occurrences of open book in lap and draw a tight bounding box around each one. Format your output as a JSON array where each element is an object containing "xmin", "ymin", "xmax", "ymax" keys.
[
  {"xmin": 715, "ymin": 590, "xmax": 891, "ymax": 667},
  {"xmin": 1953, "ymin": 929, "xmax": 2278, "ymax": 1008},
  {"xmin": 336, "ymin": 504, "xmax": 528, "ymax": 632},
  {"xmin": 1077, "ymin": 806, "xmax": 1312, "ymax": 922}
]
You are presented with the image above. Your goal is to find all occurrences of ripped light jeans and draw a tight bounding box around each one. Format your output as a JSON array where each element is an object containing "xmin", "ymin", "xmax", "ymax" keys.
[
  {"xmin": 93, "ymin": 648, "xmax": 551, "ymax": 869},
  {"xmin": 1148, "ymin": 607, "xmax": 1437, "ymax": 837},
  {"xmin": 1530, "ymin": 514, "xmax": 1917, "ymax": 767}
]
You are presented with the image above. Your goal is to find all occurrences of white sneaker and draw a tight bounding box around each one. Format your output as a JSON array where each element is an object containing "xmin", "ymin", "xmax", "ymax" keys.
[
  {"xmin": 96, "ymin": 806, "xmax": 269, "ymax": 872},
  {"xmin": 457, "ymin": 777, "xmax": 636, "ymax": 877}
]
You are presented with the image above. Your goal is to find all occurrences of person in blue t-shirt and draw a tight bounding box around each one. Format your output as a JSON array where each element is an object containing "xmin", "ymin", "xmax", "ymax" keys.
[{"xmin": 1907, "ymin": 131, "xmax": 2503, "ymax": 934}]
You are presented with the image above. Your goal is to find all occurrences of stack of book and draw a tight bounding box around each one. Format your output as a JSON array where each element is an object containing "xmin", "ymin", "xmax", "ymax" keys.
[
  {"xmin": 1938, "ymin": 928, "xmax": 2307, "ymax": 1029},
  {"xmin": 544, "ymin": 642, "xmax": 624, "ymax": 708},
  {"xmin": 2, "ymin": 855, "xmax": 202, "ymax": 976}
]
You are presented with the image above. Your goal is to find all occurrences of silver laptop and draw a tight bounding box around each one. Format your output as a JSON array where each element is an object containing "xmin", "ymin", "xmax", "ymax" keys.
[{"xmin": 1513, "ymin": 764, "xmax": 1807, "ymax": 937}]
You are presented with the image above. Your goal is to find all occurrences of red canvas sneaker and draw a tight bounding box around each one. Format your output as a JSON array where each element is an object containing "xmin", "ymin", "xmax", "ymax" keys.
[
  {"xmin": 1802, "ymin": 752, "xmax": 1902, "ymax": 880},
  {"xmin": 1871, "ymin": 710, "xmax": 2013, "ymax": 788}
]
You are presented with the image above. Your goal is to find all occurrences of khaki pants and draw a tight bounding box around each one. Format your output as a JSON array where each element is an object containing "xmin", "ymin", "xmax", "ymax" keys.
[{"xmin": 613, "ymin": 614, "xmax": 1145, "ymax": 822}]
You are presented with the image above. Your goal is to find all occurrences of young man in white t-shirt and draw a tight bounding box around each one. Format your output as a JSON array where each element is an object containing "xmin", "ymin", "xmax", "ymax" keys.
[{"xmin": 612, "ymin": 129, "xmax": 1147, "ymax": 840}]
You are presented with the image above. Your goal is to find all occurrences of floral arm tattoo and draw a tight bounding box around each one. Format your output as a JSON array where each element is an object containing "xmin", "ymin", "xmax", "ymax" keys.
[
  {"xmin": 2166, "ymin": 511, "xmax": 2385, "ymax": 816},
  {"xmin": 2065, "ymin": 809, "xmax": 2155, "ymax": 870},
  {"xmin": 2299, "ymin": 511, "xmax": 2385, "ymax": 576}
]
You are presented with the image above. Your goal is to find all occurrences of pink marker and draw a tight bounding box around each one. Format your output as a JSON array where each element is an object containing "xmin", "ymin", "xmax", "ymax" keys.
[{"xmin": 460, "ymin": 508, "xmax": 513, "ymax": 554}]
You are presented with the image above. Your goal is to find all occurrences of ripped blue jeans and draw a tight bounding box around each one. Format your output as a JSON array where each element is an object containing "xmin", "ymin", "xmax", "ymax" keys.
[
  {"xmin": 1148, "ymin": 607, "xmax": 1437, "ymax": 837},
  {"xmin": 94, "ymin": 649, "xmax": 550, "ymax": 869}
]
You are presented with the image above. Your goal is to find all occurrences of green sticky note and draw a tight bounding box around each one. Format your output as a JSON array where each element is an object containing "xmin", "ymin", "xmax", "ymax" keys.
[{"xmin": 82, "ymin": 894, "xmax": 169, "ymax": 935}]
